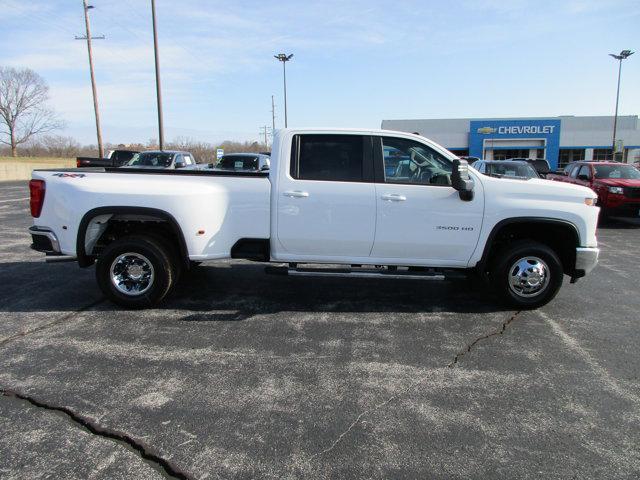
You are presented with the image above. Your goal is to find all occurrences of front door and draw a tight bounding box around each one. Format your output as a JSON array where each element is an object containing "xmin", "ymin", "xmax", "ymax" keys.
[
  {"xmin": 276, "ymin": 134, "xmax": 376, "ymax": 259},
  {"xmin": 371, "ymin": 136, "xmax": 484, "ymax": 266}
]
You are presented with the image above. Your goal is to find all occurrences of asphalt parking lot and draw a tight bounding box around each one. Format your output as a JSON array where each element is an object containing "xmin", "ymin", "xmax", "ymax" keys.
[{"xmin": 1, "ymin": 180, "xmax": 639, "ymax": 479}]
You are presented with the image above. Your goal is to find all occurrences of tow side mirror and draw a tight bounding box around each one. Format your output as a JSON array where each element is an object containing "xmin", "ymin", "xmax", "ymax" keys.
[{"xmin": 451, "ymin": 159, "xmax": 474, "ymax": 201}]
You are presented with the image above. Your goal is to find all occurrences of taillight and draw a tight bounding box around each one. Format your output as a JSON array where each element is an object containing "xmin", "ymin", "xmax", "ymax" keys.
[
  {"xmin": 76, "ymin": 159, "xmax": 81, "ymax": 168},
  {"xmin": 29, "ymin": 179, "xmax": 45, "ymax": 217}
]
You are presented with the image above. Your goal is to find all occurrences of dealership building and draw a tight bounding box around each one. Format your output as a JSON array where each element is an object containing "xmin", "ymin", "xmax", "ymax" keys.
[{"xmin": 381, "ymin": 115, "xmax": 640, "ymax": 170}]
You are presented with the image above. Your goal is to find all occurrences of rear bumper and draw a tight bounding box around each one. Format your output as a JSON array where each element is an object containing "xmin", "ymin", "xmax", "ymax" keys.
[
  {"xmin": 30, "ymin": 226, "xmax": 77, "ymax": 262},
  {"xmin": 29, "ymin": 226, "xmax": 61, "ymax": 253},
  {"xmin": 573, "ymin": 247, "xmax": 599, "ymax": 279}
]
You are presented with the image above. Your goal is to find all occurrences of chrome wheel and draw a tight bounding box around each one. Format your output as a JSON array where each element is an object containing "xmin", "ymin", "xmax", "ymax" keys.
[
  {"xmin": 110, "ymin": 252, "xmax": 155, "ymax": 296},
  {"xmin": 507, "ymin": 256, "xmax": 550, "ymax": 298}
]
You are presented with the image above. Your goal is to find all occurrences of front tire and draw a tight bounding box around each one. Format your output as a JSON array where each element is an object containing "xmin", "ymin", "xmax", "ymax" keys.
[
  {"xmin": 490, "ymin": 240, "xmax": 563, "ymax": 309},
  {"xmin": 96, "ymin": 235, "xmax": 175, "ymax": 308}
]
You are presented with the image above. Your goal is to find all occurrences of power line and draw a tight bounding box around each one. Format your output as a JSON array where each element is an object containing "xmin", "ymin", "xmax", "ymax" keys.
[
  {"xmin": 259, "ymin": 126, "xmax": 272, "ymax": 145},
  {"xmin": 271, "ymin": 95, "xmax": 276, "ymax": 134}
]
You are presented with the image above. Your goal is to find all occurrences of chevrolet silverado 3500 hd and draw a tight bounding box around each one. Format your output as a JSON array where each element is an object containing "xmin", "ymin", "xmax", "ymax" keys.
[{"xmin": 29, "ymin": 129, "xmax": 600, "ymax": 309}]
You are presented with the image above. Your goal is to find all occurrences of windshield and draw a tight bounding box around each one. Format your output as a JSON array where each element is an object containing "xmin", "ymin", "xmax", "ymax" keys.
[
  {"xmin": 593, "ymin": 164, "xmax": 640, "ymax": 180},
  {"xmin": 127, "ymin": 152, "xmax": 173, "ymax": 168},
  {"xmin": 487, "ymin": 162, "xmax": 539, "ymax": 179},
  {"xmin": 217, "ymin": 155, "xmax": 259, "ymax": 171}
]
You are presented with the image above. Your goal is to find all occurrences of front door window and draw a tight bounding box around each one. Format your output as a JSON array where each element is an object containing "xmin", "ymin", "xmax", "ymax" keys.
[{"xmin": 382, "ymin": 137, "xmax": 452, "ymax": 186}]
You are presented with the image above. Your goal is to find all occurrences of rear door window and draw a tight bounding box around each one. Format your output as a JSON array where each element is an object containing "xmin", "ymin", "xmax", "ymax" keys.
[
  {"xmin": 291, "ymin": 134, "xmax": 365, "ymax": 182},
  {"xmin": 577, "ymin": 165, "xmax": 591, "ymax": 179},
  {"xmin": 569, "ymin": 164, "xmax": 581, "ymax": 178}
]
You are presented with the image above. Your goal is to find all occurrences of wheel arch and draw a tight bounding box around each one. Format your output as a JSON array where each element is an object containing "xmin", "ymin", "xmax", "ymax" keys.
[
  {"xmin": 76, "ymin": 206, "xmax": 189, "ymax": 269},
  {"xmin": 478, "ymin": 217, "xmax": 580, "ymax": 276}
]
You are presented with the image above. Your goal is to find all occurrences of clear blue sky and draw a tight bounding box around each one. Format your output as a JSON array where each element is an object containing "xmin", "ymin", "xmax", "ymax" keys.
[{"xmin": 1, "ymin": 0, "xmax": 638, "ymax": 145}]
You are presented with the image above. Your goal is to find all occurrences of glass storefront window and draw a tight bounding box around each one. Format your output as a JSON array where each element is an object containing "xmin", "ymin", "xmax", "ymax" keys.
[
  {"xmin": 593, "ymin": 149, "xmax": 613, "ymax": 161},
  {"xmin": 558, "ymin": 149, "xmax": 586, "ymax": 169}
]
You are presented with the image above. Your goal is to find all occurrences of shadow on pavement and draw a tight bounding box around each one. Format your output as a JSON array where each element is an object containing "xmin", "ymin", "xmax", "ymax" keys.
[{"xmin": 0, "ymin": 261, "xmax": 510, "ymax": 316}]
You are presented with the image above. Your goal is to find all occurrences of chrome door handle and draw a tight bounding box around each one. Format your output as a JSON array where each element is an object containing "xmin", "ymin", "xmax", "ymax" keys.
[
  {"xmin": 283, "ymin": 190, "xmax": 309, "ymax": 198},
  {"xmin": 381, "ymin": 193, "xmax": 407, "ymax": 202}
]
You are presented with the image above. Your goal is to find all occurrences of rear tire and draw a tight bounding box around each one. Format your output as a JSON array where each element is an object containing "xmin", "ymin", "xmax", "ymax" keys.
[
  {"xmin": 490, "ymin": 240, "xmax": 563, "ymax": 309},
  {"xmin": 96, "ymin": 235, "xmax": 175, "ymax": 308}
]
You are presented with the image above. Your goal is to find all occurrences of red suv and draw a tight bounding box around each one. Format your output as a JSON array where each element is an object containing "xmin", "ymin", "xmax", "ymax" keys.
[{"xmin": 548, "ymin": 161, "xmax": 640, "ymax": 217}]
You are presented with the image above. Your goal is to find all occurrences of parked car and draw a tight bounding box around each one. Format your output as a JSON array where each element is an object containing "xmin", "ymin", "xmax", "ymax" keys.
[
  {"xmin": 547, "ymin": 161, "xmax": 640, "ymax": 217},
  {"xmin": 29, "ymin": 128, "xmax": 599, "ymax": 309},
  {"xmin": 472, "ymin": 160, "xmax": 539, "ymax": 180},
  {"xmin": 459, "ymin": 156, "xmax": 481, "ymax": 164},
  {"xmin": 505, "ymin": 157, "xmax": 551, "ymax": 178},
  {"xmin": 125, "ymin": 150, "xmax": 198, "ymax": 170},
  {"xmin": 213, "ymin": 153, "xmax": 270, "ymax": 172},
  {"xmin": 76, "ymin": 149, "xmax": 139, "ymax": 168}
]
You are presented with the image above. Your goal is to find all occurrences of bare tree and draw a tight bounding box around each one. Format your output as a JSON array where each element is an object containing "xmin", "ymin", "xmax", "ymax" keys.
[{"xmin": 0, "ymin": 67, "xmax": 63, "ymax": 157}]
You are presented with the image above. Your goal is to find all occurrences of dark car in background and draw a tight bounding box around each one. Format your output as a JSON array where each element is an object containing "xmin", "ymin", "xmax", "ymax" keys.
[
  {"xmin": 213, "ymin": 153, "xmax": 270, "ymax": 172},
  {"xmin": 76, "ymin": 149, "xmax": 140, "ymax": 168},
  {"xmin": 506, "ymin": 157, "xmax": 551, "ymax": 178},
  {"xmin": 472, "ymin": 160, "xmax": 540, "ymax": 180}
]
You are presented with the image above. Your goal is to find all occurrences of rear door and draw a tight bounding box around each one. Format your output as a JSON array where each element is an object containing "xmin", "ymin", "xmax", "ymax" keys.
[
  {"xmin": 276, "ymin": 134, "xmax": 376, "ymax": 258},
  {"xmin": 370, "ymin": 136, "xmax": 483, "ymax": 265}
]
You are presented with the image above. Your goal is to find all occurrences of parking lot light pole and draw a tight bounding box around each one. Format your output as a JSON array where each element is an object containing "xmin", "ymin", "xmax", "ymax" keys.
[
  {"xmin": 151, "ymin": 0, "xmax": 164, "ymax": 150},
  {"xmin": 609, "ymin": 50, "xmax": 634, "ymax": 161},
  {"xmin": 274, "ymin": 53, "xmax": 293, "ymax": 128}
]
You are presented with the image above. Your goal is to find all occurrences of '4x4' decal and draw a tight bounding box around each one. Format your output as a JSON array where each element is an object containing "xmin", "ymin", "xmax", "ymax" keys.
[{"xmin": 52, "ymin": 173, "xmax": 86, "ymax": 178}]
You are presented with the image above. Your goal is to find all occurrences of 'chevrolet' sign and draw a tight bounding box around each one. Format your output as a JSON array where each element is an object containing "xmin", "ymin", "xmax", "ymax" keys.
[{"xmin": 476, "ymin": 125, "xmax": 557, "ymax": 135}]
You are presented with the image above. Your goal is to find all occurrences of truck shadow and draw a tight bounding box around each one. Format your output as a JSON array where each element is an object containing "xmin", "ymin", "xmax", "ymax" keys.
[
  {"xmin": 168, "ymin": 263, "xmax": 509, "ymax": 319},
  {"xmin": 0, "ymin": 261, "xmax": 509, "ymax": 315}
]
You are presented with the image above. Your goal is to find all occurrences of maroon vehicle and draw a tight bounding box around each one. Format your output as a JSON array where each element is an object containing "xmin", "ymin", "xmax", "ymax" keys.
[{"xmin": 548, "ymin": 161, "xmax": 640, "ymax": 217}]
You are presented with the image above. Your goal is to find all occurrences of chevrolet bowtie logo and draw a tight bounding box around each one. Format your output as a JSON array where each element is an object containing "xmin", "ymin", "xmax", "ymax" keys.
[{"xmin": 476, "ymin": 127, "xmax": 497, "ymax": 134}]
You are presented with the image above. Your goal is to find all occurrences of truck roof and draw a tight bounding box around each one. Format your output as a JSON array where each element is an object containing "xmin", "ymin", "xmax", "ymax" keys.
[
  {"xmin": 140, "ymin": 150, "xmax": 191, "ymax": 155},
  {"xmin": 277, "ymin": 127, "xmax": 424, "ymax": 136}
]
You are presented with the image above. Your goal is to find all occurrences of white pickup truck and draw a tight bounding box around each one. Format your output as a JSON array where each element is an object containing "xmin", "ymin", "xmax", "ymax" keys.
[{"xmin": 29, "ymin": 129, "xmax": 600, "ymax": 309}]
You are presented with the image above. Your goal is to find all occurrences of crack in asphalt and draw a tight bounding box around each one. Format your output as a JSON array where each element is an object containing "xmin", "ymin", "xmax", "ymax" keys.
[
  {"xmin": 0, "ymin": 388, "xmax": 193, "ymax": 480},
  {"xmin": 0, "ymin": 298, "xmax": 105, "ymax": 348},
  {"xmin": 308, "ymin": 310, "xmax": 523, "ymax": 461},
  {"xmin": 447, "ymin": 310, "xmax": 522, "ymax": 367}
]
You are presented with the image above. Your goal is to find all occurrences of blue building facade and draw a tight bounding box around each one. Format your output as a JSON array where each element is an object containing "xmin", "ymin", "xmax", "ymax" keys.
[{"xmin": 381, "ymin": 116, "xmax": 640, "ymax": 171}]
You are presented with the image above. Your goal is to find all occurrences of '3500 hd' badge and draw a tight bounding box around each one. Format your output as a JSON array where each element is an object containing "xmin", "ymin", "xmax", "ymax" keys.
[{"xmin": 436, "ymin": 225, "xmax": 474, "ymax": 231}]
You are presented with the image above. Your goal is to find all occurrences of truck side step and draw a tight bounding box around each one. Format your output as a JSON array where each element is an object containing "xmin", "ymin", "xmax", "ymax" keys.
[{"xmin": 265, "ymin": 265, "xmax": 451, "ymax": 281}]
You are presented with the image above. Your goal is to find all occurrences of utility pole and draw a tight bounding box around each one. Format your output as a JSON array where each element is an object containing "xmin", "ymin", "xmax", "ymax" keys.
[
  {"xmin": 274, "ymin": 53, "xmax": 293, "ymax": 127},
  {"xmin": 271, "ymin": 95, "xmax": 276, "ymax": 134},
  {"xmin": 151, "ymin": 0, "xmax": 164, "ymax": 150},
  {"xmin": 260, "ymin": 126, "xmax": 272, "ymax": 146},
  {"xmin": 609, "ymin": 50, "xmax": 634, "ymax": 161},
  {"xmin": 76, "ymin": 0, "xmax": 105, "ymax": 158}
]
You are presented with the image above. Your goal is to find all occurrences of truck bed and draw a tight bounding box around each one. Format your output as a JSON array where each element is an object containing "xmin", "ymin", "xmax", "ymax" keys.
[
  {"xmin": 31, "ymin": 167, "xmax": 271, "ymax": 261},
  {"xmin": 36, "ymin": 167, "xmax": 269, "ymax": 177}
]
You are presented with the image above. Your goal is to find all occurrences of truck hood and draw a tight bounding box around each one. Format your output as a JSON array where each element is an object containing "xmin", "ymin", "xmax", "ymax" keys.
[
  {"xmin": 478, "ymin": 174, "xmax": 597, "ymax": 203},
  {"xmin": 593, "ymin": 178, "xmax": 640, "ymax": 188}
]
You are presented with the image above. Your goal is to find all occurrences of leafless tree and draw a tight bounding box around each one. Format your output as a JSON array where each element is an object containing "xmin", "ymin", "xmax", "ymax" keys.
[{"xmin": 0, "ymin": 67, "xmax": 63, "ymax": 157}]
